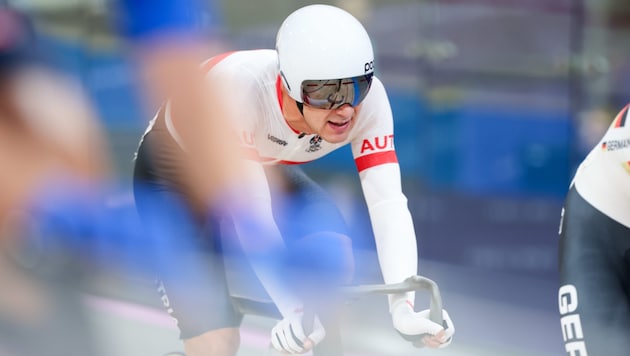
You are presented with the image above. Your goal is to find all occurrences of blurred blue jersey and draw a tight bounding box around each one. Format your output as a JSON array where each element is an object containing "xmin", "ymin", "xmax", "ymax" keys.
[
  {"xmin": 114, "ymin": 0, "xmax": 221, "ymax": 41},
  {"xmin": 23, "ymin": 178, "xmax": 203, "ymax": 281}
]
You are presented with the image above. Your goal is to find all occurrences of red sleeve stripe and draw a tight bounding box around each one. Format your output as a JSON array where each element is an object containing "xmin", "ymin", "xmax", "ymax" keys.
[
  {"xmin": 239, "ymin": 149, "xmax": 311, "ymax": 165},
  {"xmin": 614, "ymin": 104, "xmax": 629, "ymax": 128},
  {"xmin": 354, "ymin": 151, "xmax": 398, "ymax": 172},
  {"xmin": 201, "ymin": 51, "xmax": 236, "ymax": 74},
  {"xmin": 278, "ymin": 159, "xmax": 313, "ymax": 165}
]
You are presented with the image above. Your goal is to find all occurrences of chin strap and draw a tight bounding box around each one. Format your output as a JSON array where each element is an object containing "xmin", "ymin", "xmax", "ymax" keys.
[{"xmin": 295, "ymin": 101, "xmax": 306, "ymax": 138}]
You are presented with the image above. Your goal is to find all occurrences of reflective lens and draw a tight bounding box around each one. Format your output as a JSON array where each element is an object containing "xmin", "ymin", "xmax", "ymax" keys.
[{"xmin": 301, "ymin": 73, "xmax": 373, "ymax": 110}]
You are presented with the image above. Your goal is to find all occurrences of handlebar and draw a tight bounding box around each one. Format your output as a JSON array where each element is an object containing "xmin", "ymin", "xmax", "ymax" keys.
[
  {"xmin": 231, "ymin": 274, "xmax": 444, "ymax": 328},
  {"xmin": 338, "ymin": 275, "xmax": 443, "ymax": 325},
  {"xmin": 300, "ymin": 275, "xmax": 444, "ymax": 351}
]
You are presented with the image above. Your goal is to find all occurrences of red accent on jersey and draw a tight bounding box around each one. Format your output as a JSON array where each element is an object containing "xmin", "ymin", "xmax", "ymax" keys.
[
  {"xmin": 360, "ymin": 134, "xmax": 394, "ymax": 154},
  {"xmin": 360, "ymin": 139, "xmax": 374, "ymax": 153},
  {"xmin": 354, "ymin": 151, "xmax": 398, "ymax": 172},
  {"xmin": 276, "ymin": 75, "xmax": 283, "ymax": 111},
  {"xmin": 375, "ymin": 135, "xmax": 393, "ymax": 149},
  {"xmin": 614, "ymin": 104, "xmax": 629, "ymax": 128},
  {"xmin": 201, "ymin": 51, "xmax": 236, "ymax": 74},
  {"xmin": 277, "ymin": 159, "xmax": 312, "ymax": 165}
]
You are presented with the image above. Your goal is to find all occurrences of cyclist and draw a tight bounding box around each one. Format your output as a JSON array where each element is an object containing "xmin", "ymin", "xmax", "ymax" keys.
[
  {"xmin": 558, "ymin": 104, "xmax": 630, "ymax": 355},
  {"xmin": 0, "ymin": 7, "xmax": 110, "ymax": 355},
  {"xmin": 133, "ymin": 4, "xmax": 455, "ymax": 355}
]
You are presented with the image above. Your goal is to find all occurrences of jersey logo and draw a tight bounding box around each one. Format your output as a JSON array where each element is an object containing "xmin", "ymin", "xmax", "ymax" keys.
[
  {"xmin": 156, "ymin": 280, "xmax": 174, "ymax": 316},
  {"xmin": 601, "ymin": 137, "xmax": 630, "ymax": 151},
  {"xmin": 360, "ymin": 135, "xmax": 394, "ymax": 154},
  {"xmin": 306, "ymin": 135, "xmax": 322, "ymax": 153},
  {"xmin": 267, "ymin": 134, "xmax": 287, "ymax": 146},
  {"xmin": 558, "ymin": 284, "xmax": 588, "ymax": 355}
]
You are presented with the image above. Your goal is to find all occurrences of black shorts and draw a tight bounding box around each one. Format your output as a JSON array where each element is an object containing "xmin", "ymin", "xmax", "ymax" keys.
[
  {"xmin": 133, "ymin": 130, "xmax": 349, "ymax": 339},
  {"xmin": 558, "ymin": 186, "xmax": 630, "ymax": 355}
]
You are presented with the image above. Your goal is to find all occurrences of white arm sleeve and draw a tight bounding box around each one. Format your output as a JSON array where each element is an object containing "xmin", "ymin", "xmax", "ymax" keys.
[
  {"xmin": 227, "ymin": 160, "xmax": 302, "ymax": 317},
  {"xmin": 359, "ymin": 163, "xmax": 418, "ymax": 309}
]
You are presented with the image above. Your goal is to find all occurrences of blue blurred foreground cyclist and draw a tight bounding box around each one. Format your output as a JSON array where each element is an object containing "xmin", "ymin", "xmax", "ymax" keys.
[
  {"xmin": 0, "ymin": 7, "xmax": 110, "ymax": 356},
  {"xmin": 133, "ymin": 5, "xmax": 455, "ymax": 355},
  {"xmin": 558, "ymin": 104, "xmax": 630, "ymax": 355},
  {"xmin": 0, "ymin": 5, "xmax": 209, "ymax": 355}
]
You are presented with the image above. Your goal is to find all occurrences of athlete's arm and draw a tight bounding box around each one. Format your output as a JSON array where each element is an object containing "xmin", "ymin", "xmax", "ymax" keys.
[
  {"xmin": 227, "ymin": 159, "xmax": 326, "ymax": 353},
  {"xmin": 352, "ymin": 78, "xmax": 454, "ymax": 347},
  {"xmin": 226, "ymin": 159, "xmax": 304, "ymax": 316},
  {"xmin": 359, "ymin": 163, "xmax": 418, "ymax": 304},
  {"xmin": 351, "ymin": 78, "xmax": 417, "ymax": 305}
]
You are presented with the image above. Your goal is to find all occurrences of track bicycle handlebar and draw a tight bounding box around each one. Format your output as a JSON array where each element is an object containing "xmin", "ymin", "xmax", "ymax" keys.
[
  {"xmin": 338, "ymin": 275, "xmax": 443, "ymax": 326},
  {"xmin": 230, "ymin": 274, "xmax": 443, "ymax": 327},
  {"xmin": 299, "ymin": 274, "xmax": 444, "ymax": 351},
  {"xmin": 229, "ymin": 274, "xmax": 445, "ymax": 354}
]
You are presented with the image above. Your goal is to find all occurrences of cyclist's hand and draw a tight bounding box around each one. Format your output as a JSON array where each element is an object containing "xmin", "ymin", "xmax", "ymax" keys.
[
  {"xmin": 391, "ymin": 300, "xmax": 454, "ymax": 348},
  {"xmin": 271, "ymin": 311, "xmax": 325, "ymax": 354}
]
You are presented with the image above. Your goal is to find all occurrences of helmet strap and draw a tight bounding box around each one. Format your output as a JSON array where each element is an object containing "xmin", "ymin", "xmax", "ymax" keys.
[{"xmin": 296, "ymin": 101, "xmax": 304, "ymax": 116}]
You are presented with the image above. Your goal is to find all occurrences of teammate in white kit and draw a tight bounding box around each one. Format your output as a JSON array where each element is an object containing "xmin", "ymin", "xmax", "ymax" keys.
[
  {"xmin": 558, "ymin": 104, "xmax": 630, "ymax": 355},
  {"xmin": 133, "ymin": 5, "xmax": 454, "ymax": 355}
]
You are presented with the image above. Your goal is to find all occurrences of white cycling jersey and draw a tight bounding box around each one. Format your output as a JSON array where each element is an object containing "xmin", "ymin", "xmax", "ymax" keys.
[
  {"xmin": 573, "ymin": 104, "xmax": 630, "ymax": 228},
  {"xmin": 159, "ymin": 49, "xmax": 418, "ymax": 312}
]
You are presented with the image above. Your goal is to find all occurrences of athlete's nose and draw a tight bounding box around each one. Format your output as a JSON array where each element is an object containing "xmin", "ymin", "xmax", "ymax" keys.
[{"xmin": 335, "ymin": 104, "xmax": 355, "ymax": 119}]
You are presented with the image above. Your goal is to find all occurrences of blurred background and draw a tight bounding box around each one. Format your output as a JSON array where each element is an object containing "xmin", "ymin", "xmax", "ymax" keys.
[{"xmin": 3, "ymin": 0, "xmax": 629, "ymax": 355}]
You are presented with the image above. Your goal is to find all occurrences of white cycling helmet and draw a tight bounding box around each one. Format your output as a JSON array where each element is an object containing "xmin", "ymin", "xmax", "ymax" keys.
[{"xmin": 276, "ymin": 4, "xmax": 375, "ymax": 110}]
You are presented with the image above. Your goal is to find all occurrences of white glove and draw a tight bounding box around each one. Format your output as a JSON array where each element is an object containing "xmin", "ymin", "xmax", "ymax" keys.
[
  {"xmin": 271, "ymin": 311, "xmax": 326, "ymax": 354},
  {"xmin": 391, "ymin": 300, "xmax": 455, "ymax": 348}
]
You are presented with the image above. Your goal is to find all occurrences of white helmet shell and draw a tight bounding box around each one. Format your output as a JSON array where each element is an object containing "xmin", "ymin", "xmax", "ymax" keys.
[{"xmin": 276, "ymin": 4, "xmax": 375, "ymax": 103}]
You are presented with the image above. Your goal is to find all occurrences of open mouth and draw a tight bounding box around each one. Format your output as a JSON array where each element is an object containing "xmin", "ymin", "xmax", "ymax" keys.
[{"xmin": 328, "ymin": 120, "xmax": 350, "ymax": 127}]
